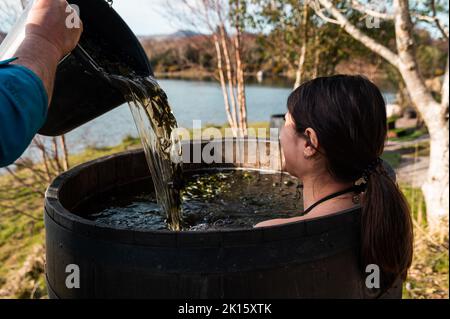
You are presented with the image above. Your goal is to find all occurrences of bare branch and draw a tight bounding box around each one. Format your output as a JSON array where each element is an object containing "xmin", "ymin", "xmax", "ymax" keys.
[
  {"xmin": 0, "ymin": 203, "xmax": 41, "ymax": 220},
  {"xmin": 427, "ymin": 0, "xmax": 449, "ymax": 39},
  {"xmin": 51, "ymin": 137, "xmax": 63, "ymax": 173},
  {"xmin": 313, "ymin": 0, "xmax": 400, "ymax": 68},
  {"xmin": 59, "ymin": 135, "xmax": 70, "ymax": 171},
  {"xmin": 309, "ymin": 0, "xmax": 340, "ymax": 25},
  {"xmin": 5, "ymin": 168, "xmax": 45, "ymax": 197},
  {"xmin": 350, "ymin": 0, "xmax": 449, "ymax": 38},
  {"xmin": 16, "ymin": 161, "xmax": 48, "ymax": 185},
  {"xmin": 350, "ymin": 0, "xmax": 394, "ymax": 20},
  {"xmin": 33, "ymin": 136, "xmax": 54, "ymax": 181},
  {"xmin": 411, "ymin": 15, "xmax": 448, "ymax": 39}
]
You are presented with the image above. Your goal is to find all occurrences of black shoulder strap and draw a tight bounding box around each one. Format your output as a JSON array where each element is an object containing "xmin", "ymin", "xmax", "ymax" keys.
[{"xmin": 302, "ymin": 185, "xmax": 359, "ymax": 216}]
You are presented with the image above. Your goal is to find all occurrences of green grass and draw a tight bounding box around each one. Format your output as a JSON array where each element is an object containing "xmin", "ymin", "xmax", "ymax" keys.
[
  {"xmin": 397, "ymin": 141, "xmax": 431, "ymax": 157},
  {"xmin": 399, "ymin": 184, "xmax": 448, "ymax": 299},
  {"xmin": 400, "ymin": 184, "xmax": 427, "ymax": 224},
  {"xmin": 389, "ymin": 127, "xmax": 428, "ymax": 142},
  {"xmin": 0, "ymin": 170, "xmax": 46, "ymax": 295},
  {"xmin": 387, "ymin": 116, "xmax": 399, "ymax": 128},
  {"xmin": 381, "ymin": 151, "xmax": 402, "ymax": 169},
  {"xmin": 69, "ymin": 137, "xmax": 141, "ymax": 167}
]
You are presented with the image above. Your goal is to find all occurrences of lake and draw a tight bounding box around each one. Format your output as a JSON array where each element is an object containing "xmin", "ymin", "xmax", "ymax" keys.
[{"xmin": 34, "ymin": 78, "xmax": 396, "ymax": 155}]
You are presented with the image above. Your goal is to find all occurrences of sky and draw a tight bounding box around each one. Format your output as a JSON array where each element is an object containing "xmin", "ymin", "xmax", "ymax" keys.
[
  {"xmin": 110, "ymin": 0, "xmax": 449, "ymax": 38},
  {"xmin": 112, "ymin": 0, "xmax": 183, "ymax": 36},
  {"xmin": 0, "ymin": 0, "xmax": 448, "ymax": 37},
  {"xmin": 0, "ymin": 0, "xmax": 184, "ymax": 36}
]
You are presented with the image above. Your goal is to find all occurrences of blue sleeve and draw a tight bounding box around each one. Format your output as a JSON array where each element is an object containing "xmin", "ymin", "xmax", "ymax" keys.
[{"xmin": 0, "ymin": 58, "xmax": 48, "ymax": 167}]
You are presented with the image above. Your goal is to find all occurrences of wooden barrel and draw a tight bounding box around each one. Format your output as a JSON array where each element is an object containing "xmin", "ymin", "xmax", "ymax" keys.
[{"xmin": 44, "ymin": 140, "xmax": 402, "ymax": 299}]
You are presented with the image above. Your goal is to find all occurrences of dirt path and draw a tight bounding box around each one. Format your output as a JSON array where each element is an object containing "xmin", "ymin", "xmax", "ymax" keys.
[
  {"xmin": 384, "ymin": 135, "xmax": 430, "ymax": 151},
  {"xmin": 385, "ymin": 136, "xmax": 430, "ymax": 188},
  {"xmin": 396, "ymin": 155, "xmax": 429, "ymax": 187}
]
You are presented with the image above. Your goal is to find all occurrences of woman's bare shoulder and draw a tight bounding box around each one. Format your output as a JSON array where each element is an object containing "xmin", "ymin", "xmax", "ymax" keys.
[
  {"xmin": 254, "ymin": 216, "xmax": 306, "ymax": 228},
  {"xmin": 253, "ymin": 205, "xmax": 360, "ymax": 228}
]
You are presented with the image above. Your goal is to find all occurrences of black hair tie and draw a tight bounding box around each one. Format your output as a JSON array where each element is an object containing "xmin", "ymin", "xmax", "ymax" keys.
[{"xmin": 355, "ymin": 157, "xmax": 383, "ymax": 188}]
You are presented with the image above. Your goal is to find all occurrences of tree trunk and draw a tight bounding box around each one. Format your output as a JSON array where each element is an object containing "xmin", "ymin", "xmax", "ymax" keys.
[
  {"xmin": 233, "ymin": 0, "xmax": 248, "ymax": 136},
  {"xmin": 317, "ymin": 0, "xmax": 400, "ymax": 68},
  {"xmin": 219, "ymin": 24, "xmax": 239, "ymax": 130},
  {"xmin": 59, "ymin": 135, "xmax": 70, "ymax": 171},
  {"xmin": 394, "ymin": 0, "xmax": 449, "ymax": 231},
  {"xmin": 52, "ymin": 137, "xmax": 63, "ymax": 173},
  {"xmin": 294, "ymin": 2, "xmax": 309, "ymax": 89},
  {"xmin": 213, "ymin": 33, "xmax": 236, "ymax": 132},
  {"xmin": 313, "ymin": 31, "xmax": 320, "ymax": 78},
  {"xmin": 423, "ymin": 124, "xmax": 449, "ymax": 230}
]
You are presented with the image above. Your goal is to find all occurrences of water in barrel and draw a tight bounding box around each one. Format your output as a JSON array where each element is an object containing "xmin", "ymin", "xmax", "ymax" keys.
[{"xmin": 104, "ymin": 72, "xmax": 184, "ymax": 231}]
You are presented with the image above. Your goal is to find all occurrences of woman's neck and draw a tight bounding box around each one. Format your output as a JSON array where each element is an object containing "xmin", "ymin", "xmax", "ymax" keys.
[{"xmin": 301, "ymin": 173, "xmax": 355, "ymax": 215}]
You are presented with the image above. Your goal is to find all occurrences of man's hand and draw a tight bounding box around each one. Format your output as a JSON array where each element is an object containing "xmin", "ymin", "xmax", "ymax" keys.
[
  {"xmin": 26, "ymin": 0, "xmax": 83, "ymax": 60},
  {"xmin": 12, "ymin": 0, "xmax": 83, "ymax": 104}
]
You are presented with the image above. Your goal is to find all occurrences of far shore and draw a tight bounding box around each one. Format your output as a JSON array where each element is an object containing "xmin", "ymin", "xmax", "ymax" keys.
[{"xmin": 154, "ymin": 70, "xmax": 397, "ymax": 92}]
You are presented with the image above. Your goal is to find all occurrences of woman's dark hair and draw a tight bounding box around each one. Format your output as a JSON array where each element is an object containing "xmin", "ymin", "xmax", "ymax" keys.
[{"xmin": 287, "ymin": 75, "xmax": 413, "ymax": 291}]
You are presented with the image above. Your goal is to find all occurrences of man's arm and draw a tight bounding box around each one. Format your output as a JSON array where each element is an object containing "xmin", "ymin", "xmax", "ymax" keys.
[
  {"xmin": 0, "ymin": 0, "xmax": 82, "ymax": 166},
  {"xmin": 0, "ymin": 60, "xmax": 48, "ymax": 167},
  {"xmin": 11, "ymin": 34, "xmax": 60, "ymax": 105},
  {"xmin": 12, "ymin": 0, "xmax": 83, "ymax": 104}
]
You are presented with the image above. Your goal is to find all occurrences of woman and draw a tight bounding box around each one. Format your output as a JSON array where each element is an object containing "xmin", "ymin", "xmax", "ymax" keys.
[{"xmin": 255, "ymin": 75, "xmax": 413, "ymax": 291}]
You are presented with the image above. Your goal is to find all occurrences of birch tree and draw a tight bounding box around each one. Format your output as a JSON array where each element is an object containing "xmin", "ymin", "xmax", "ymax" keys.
[
  {"xmin": 252, "ymin": 0, "xmax": 376, "ymax": 86},
  {"xmin": 310, "ymin": 0, "xmax": 449, "ymax": 231},
  {"xmin": 165, "ymin": 0, "xmax": 249, "ymax": 136},
  {"xmin": 294, "ymin": 1, "xmax": 310, "ymax": 89}
]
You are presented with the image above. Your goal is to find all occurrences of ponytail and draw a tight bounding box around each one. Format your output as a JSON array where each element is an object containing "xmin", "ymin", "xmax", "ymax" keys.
[{"xmin": 360, "ymin": 162, "xmax": 414, "ymax": 290}]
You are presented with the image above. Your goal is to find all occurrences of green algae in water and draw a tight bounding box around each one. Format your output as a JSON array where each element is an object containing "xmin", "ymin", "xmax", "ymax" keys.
[
  {"xmin": 81, "ymin": 170, "xmax": 303, "ymax": 231},
  {"xmin": 105, "ymin": 73, "xmax": 184, "ymax": 231}
]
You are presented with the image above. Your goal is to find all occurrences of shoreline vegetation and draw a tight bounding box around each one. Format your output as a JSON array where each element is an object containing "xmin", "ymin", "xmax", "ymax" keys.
[
  {"xmin": 140, "ymin": 29, "xmax": 446, "ymax": 95},
  {"xmin": 0, "ymin": 122, "xmax": 447, "ymax": 299},
  {"xmin": 153, "ymin": 68, "xmax": 397, "ymax": 92}
]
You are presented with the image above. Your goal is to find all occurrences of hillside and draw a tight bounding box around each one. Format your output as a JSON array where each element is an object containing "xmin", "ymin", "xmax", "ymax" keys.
[{"xmin": 139, "ymin": 30, "xmax": 203, "ymax": 42}]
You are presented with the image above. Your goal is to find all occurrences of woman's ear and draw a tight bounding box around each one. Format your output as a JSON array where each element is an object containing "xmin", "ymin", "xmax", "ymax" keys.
[{"xmin": 303, "ymin": 128, "xmax": 319, "ymax": 157}]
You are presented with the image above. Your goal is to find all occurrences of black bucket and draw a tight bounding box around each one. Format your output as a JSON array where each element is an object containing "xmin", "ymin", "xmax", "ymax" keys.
[{"xmin": 38, "ymin": 0, "xmax": 153, "ymax": 136}]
